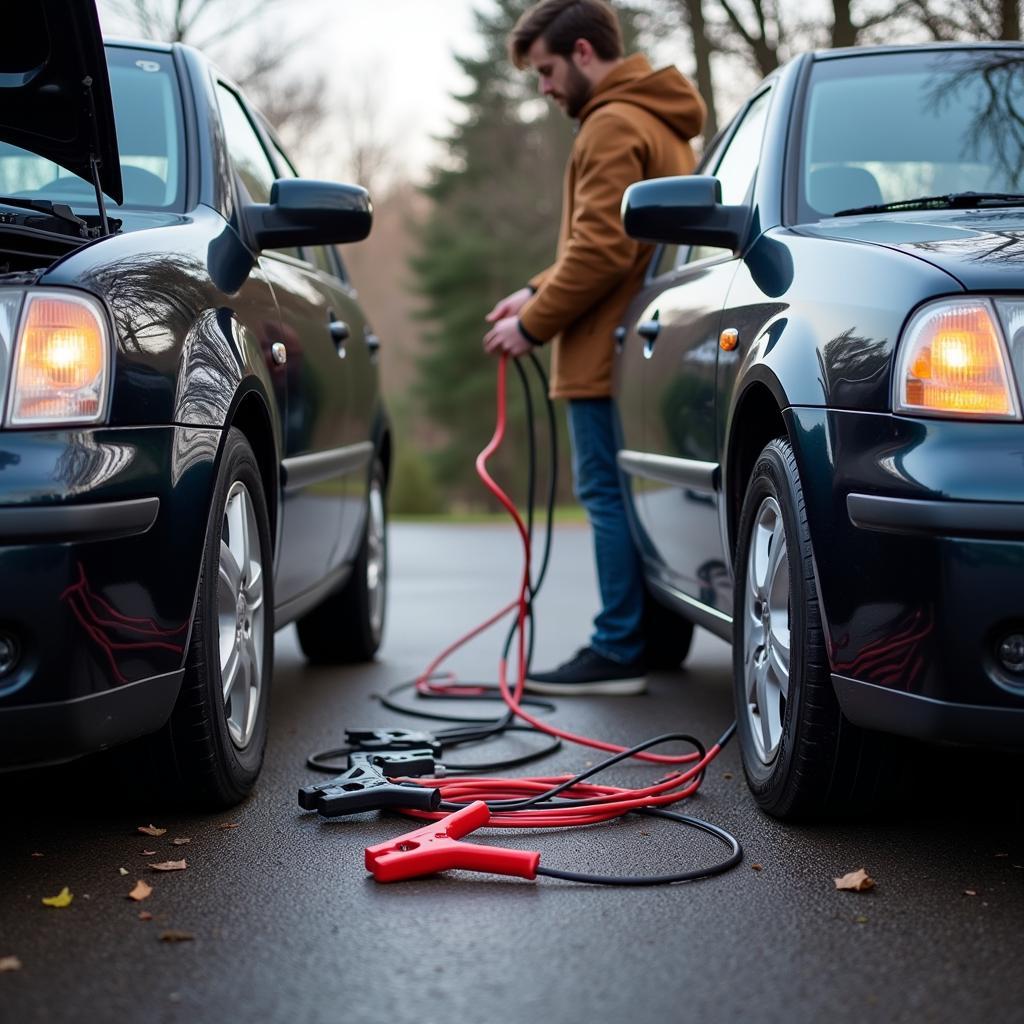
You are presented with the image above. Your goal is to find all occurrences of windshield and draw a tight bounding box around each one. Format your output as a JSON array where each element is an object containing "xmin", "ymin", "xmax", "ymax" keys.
[
  {"xmin": 799, "ymin": 48, "xmax": 1024, "ymax": 221},
  {"xmin": 0, "ymin": 46, "xmax": 185, "ymax": 213}
]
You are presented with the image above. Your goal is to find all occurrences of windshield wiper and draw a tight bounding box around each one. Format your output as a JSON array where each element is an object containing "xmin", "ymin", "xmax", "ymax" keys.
[
  {"xmin": 834, "ymin": 192, "xmax": 1024, "ymax": 217},
  {"xmin": 0, "ymin": 197, "xmax": 116, "ymax": 238}
]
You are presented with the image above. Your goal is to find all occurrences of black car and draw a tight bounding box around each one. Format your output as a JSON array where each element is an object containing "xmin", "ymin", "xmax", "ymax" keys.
[
  {"xmin": 0, "ymin": 1, "xmax": 391, "ymax": 806},
  {"xmin": 618, "ymin": 42, "xmax": 1024, "ymax": 819}
]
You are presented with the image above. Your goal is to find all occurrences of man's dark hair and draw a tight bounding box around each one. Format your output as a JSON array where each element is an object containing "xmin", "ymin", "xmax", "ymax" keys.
[{"xmin": 509, "ymin": 0, "xmax": 624, "ymax": 69}]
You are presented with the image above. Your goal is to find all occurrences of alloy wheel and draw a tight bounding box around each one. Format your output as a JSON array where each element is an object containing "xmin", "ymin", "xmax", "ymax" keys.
[
  {"xmin": 743, "ymin": 496, "xmax": 792, "ymax": 764},
  {"xmin": 366, "ymin": 477, "xmax": 386, "ymax": 643},
  {"xmin": 217, "ymin": 480, "xmax": 266, "ymax": 749}
]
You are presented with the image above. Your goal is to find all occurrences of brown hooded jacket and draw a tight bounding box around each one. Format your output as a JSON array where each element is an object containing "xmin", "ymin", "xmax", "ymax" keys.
[{"xmin": 519, "ymin": 53, "xmax": 705, "ymax": 398}]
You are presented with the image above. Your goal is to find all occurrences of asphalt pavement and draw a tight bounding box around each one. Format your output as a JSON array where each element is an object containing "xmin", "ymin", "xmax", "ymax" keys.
[{"xmin": 1, "ymin": 523, "xmax": 1022, "ymax": 1024}]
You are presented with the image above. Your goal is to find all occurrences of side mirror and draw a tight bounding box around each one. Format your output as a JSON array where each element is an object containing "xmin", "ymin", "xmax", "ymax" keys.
[
  {"xmin": 245, "ymin": 179, "xmax": 372, "ymax": 250},
  {"xmin": 622, "ymin": 176, "xmax": 748, "ymax": 253}
]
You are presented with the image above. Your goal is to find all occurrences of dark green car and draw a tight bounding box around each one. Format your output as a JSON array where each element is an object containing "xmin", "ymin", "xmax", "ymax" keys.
[
  {"xmin": 620, "ymin": 43, "xmax": 1024, "ymax": 818},
  {"xmin": 0, "ymin": 0, "xmax": 391, "ymax": 805}
]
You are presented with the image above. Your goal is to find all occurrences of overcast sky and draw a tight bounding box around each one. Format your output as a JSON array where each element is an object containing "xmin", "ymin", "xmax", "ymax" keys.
[{"xmin": 99, "ymin": 0, "xmax": 485, "ymax": 181}]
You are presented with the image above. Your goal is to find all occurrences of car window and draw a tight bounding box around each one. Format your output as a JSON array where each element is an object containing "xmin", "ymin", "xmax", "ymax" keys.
[
  {"xmin": 800, "ymin": 49, "xmax": 1024, "ymax": 220},
  {"xmin": 680, "ymin": 88, "xmax": 771, "ymax": 265},
  {"xmin": 215, "ymin": 83, "xmax": 276, "ymax": 204},
  {"xmin": 0, "ymin": 46, "xmax": 186, "ymax": 212},
  {"xmin": 216, "ymin": 85, "xmax": 302, "ymax": 259},
  {"xmin": 649, "ymin": 91, "xmax": 771, "ymax": 276}
]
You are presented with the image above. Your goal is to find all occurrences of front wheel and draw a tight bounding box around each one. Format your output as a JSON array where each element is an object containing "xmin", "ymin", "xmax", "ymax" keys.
[
  {"xmin": 162, "ymin": 428, "xmax": 274, "ymax": 807},
  {"xmin": 733, "ymin": 438, "xmax": 893, "ymax": 820}
]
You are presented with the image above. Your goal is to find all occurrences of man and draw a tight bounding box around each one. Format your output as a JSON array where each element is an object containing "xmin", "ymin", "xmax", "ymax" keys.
[{"xmin": 483, "ymin": 0, "xmax": 705, "ymax": 695}]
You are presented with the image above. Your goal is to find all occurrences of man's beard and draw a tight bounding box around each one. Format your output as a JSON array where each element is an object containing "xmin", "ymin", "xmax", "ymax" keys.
[{"xmin": 564, "ymin": 64, "xmax": 593, "ymax": 118}]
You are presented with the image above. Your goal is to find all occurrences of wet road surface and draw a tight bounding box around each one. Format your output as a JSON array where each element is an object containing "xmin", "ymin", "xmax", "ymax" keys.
[{"xmin": 1, "ymin": 524, "xmax": 1022, "ymax": 1024}]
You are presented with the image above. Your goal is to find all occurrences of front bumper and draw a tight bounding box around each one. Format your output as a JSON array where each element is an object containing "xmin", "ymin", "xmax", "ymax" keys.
[
  {"xmin": 787, "ymin": 407, "xmax": 1024, "ymax": 749},
  {"xmin": 0, "ymin": 425, "xmax": 221, "ymax": 767}
]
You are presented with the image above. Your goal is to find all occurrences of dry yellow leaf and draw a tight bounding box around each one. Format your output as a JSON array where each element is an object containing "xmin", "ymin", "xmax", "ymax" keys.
[
  {"xmin": 171, "ymin": 838, "xmax": 191, "ymax": 846},
  {"xmin": 137, "ymin": 825, "xmax": 167, "ymax": 837},
  {"xmin": 128, "ymin": 880, "xmax": 153, "ymax": 901},
  {"xmin": 0, "ymin": 956, "xmax": 22, "ymax": 972},
  {"xmin": 41, "ymin": 887, "xmax": 73, "ymax": 908},
  {"xmin": 118, "ymin": 868, "xmax": 129, "ymax": 876},
  {"xmin": 964, "ymin": 889, "xmax": 978, "ymax": 897},
  {"xmin": 150, "ymin": 860, "xmax": 187, "ymax": 872},
  {"xmin": 159, "ymin": 930, "xmax": 194, "ymax": 943},
  {"xmin": 834, "ymin": 868, "xmax": 876, "ymax": 892},
  {"xmin": 141, "ymin": 850, "xmax": 156, "ymax": 856},
  {"xmin": 217, "ymin": 822, "xmax": 240, "ymax": 831},
  {"xmin": 138, "ymin": 911, "xmax": 153, "ymax": 921}
]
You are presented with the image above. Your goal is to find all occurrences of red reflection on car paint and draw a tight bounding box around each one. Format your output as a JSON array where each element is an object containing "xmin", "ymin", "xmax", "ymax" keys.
[
  {"xmin": 830, "ymin": 607, "xmax": 934, "ymax": 689},
  {"xmin": 61, "ymin": 564, "xmax": 187, "ymax": 684}
]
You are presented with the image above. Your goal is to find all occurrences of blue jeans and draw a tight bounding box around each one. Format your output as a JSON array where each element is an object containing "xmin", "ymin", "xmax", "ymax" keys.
[{"xmin": 567, "ymin": 398, "xmax": 645, "ymax": 664}]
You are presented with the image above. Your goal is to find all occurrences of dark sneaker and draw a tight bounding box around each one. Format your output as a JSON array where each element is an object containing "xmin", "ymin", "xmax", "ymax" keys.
[{"xmin": 524, "ymin": 647, "xmax": 647, "ymax": 696}]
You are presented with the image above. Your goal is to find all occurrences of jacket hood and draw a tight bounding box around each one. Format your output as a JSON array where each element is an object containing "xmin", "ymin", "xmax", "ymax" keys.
[
  {"xmin": 578, "ymin": 53, "xmax": 705, "ymax": 142},
  {"xmin": 800, "ymin": 208, "xmax": 1024, "ymax": 291},
  {"xmin": 0, "ymin": 0, "xmax": 123, "ymax": 204}
]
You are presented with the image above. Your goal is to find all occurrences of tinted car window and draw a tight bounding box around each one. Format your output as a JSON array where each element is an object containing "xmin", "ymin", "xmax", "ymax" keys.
[
  {"xmin": 679, "ymin": 89, "xmax": 771, "ymax": 266},
  {"xmin": 713, "ymin": 88, "xmax": 772, "ymax": 208},
  {"xmin": 800, "ymin": 48, "xmax": 1024, "ymax": 219},
  {"xmin": 0, "ymin": 46, "xmax": 185, "ymax": 211},
  {"xmin": 215, "ymin": 83, "xmax": 276, "ymax": 203}
]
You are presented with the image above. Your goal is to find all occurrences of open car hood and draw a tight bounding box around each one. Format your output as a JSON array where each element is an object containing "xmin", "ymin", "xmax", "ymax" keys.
[{"xmin": 0, "ymin": 0, "xmax": 123, "ymax": 204}]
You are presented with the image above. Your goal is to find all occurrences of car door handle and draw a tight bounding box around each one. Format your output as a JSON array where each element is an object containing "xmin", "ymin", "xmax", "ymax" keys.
[
  {"xmin": 329, "ymin": 318, "xmax": 350, "ymax": 359},
  {"xmin": 638, "ymin": 319, "xmax": 660, "ymax": 358},
  {"xmin": 364, "ymin": 327, "xmax": 381, "ymax": 355}
]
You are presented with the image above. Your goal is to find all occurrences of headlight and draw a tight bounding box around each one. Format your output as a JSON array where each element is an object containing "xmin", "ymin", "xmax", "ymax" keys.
[
  {"xmin": 894, "ymin": 298, "xmax": 1020, "ymax": 420},
  {"xmin": 5, "ymin": 291, "xmax": 111, "ymax": 427}
]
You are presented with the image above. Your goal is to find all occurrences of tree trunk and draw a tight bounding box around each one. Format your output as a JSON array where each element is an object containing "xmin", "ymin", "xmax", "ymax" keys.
[
  {"xmin": 831, "ymin": 0, "xmax": 857, "ymax": 47},
  {"xmin": 682, "ymin": 0, "xmax": 719, "ymax": 138},
  {"xmin": 1001, "ymin": 0, "xmax": 1021, "ymax": 39}
]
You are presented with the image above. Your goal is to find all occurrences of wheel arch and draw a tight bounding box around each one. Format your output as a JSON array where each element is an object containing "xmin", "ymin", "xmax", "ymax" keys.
[
  {"xmin": 226, "ymin": 387, "xmax": 280, "ymax": 552},
  {"xmin": 724, "ymin": 378, "xmax": 789, "ymax": 554}
]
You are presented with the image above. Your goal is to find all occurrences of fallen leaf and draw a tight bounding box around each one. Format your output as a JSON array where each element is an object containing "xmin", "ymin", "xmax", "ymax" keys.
[
  {"xmin": 150, "ymin": 860, "xmax": 187, "ymax": 873},
  {"xmin": 142, "ymin": 850, "xmax": 156, "ymax": 856},
  {"xmin": 137, "ymin": 825, "xmax": 167, "ymax": 837},
  {"xmin": 118, "ymin": 868, "xmax": 128, "ymax": 876},
  {"xmin": 964, "ymin": 889, "xmax": 977, "ymax": 897},
  {"xmin": 41, "ymin": 887, "xmax": 73, "ymax": 908},
  {"xmin": 751, "ymin": 863, "xmax": 763, "ymax": 871},
  {"xmin": 128, "ymin": 880, "xmax": 153, "ymax": 902},
  {"xmin": 834, "ymin": 868, "xmax": 876, "ymax": 892},
  {"xmin": 171, "ymin": 838, "xmax": 191, "ymax": 846},
  {"xmin": 855, "ymin": 915, "xmax": 869, "ymax": 924},
  {"xmin": 216, "ymin": 823, "xmax": 240, "ymax": 831},
  {"xmin": 138, "ymin": 911, "xmax": 153, "ymax": 921},
  {"xmin": 30, "ymin": 853, "xmax": 43, "ymax": 859},
  {"xmin": 0, "ymin": 956, "xmax": 22, "ymax": 972},
  {"xmin": 159, "ymin": 930, "xmax": 194, "ymax": 943}
]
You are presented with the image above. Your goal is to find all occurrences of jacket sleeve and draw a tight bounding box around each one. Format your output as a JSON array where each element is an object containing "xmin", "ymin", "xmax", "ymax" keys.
[{"xmin": 519, "ymin": 109, "xmax": 645, "ymax": 343}]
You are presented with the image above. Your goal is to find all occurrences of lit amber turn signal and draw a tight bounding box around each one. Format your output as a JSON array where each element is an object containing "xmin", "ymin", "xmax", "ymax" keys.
[
  {"xmin": 8, "ymin": 294, "xmax": 108, "ymax": 425},
  {"xmin": 897, "ymin": 301, "xmax": 1019, "ymax": 419}
]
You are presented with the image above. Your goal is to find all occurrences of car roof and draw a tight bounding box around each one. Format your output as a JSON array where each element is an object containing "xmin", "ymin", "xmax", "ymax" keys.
[
  {"xmin": 103, "ymin": 37, "xmax": 175, "ymax": 53},
  {"xmin": 813, "ymin": 40, "xmax": 1024, "ymax": 61}
]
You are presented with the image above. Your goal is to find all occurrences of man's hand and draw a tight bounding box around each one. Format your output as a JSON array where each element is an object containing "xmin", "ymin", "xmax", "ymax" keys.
[
  {"xmin": 483, "ymin": 316, "xmax": 533, "ymax": 358},
  {"xmin": 485, "ymin": 287, "xmax": 534, "ymax": 324}
]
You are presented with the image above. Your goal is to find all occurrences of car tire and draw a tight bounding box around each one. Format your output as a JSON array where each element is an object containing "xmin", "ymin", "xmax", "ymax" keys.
[
  {"xmin": 643, "ymin": 590, "xmax": 695, "ymax": 670},
  {"xmin": 733, "ymin": 438, "xmax": 894, "ymax": 820},
  {"xmin": 161, "ymin": 428, "xmax": 274, "ymax": 808},
  {"xmin": 296, "ymin": 458, "xmax": 387, "ymax": 664}
]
